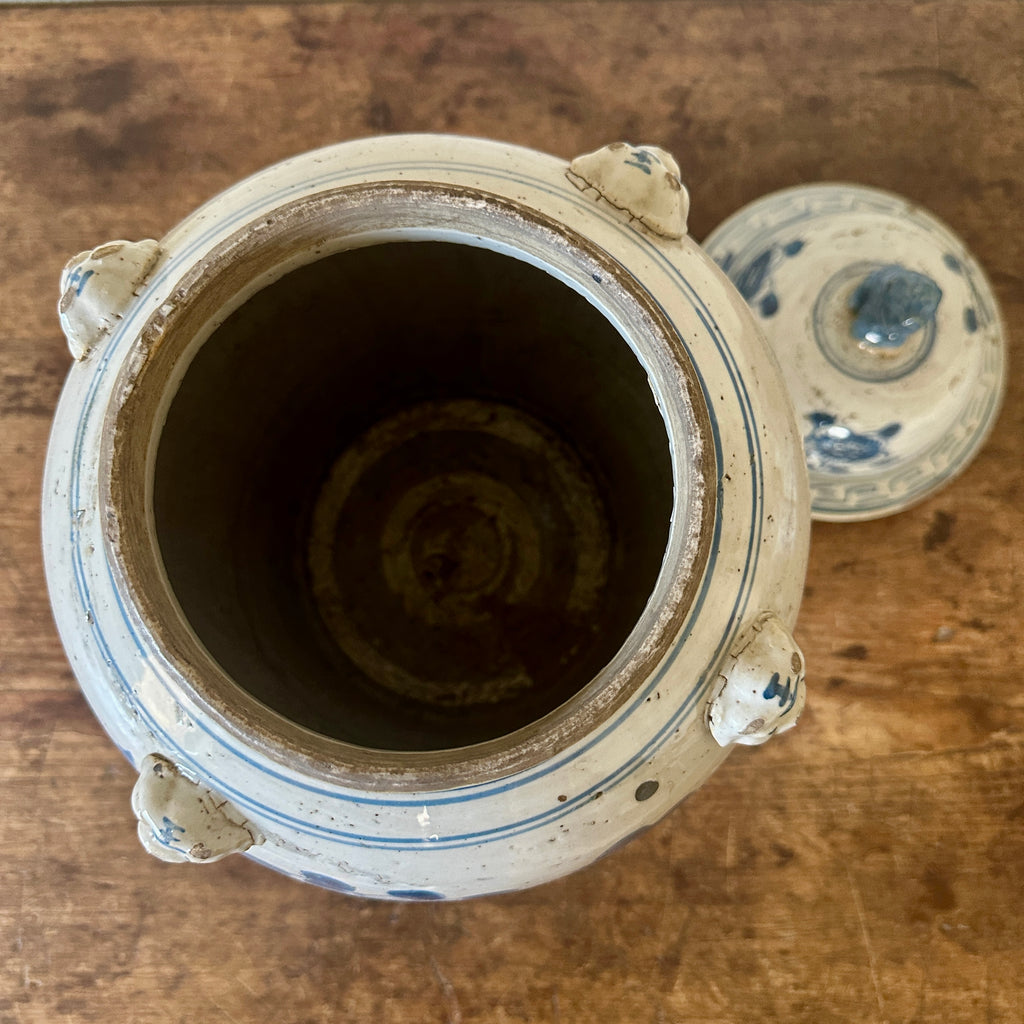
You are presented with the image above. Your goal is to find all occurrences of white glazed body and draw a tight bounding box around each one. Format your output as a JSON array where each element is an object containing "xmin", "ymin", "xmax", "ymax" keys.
[{"xmin": 43, "ymin": 135, "xmax": 810, "ymax": 899}]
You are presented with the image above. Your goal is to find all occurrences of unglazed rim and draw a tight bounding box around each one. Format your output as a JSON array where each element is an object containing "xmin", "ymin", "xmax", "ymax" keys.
[{"xmin": 101, "ymin": 181, "xmax": 716, "ymax": 791}]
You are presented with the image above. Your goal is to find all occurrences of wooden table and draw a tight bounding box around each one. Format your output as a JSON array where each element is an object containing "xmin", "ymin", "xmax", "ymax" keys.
[{"xmin": 2, "ymin": 3, "xmax": 1022, "ymax": 1021}]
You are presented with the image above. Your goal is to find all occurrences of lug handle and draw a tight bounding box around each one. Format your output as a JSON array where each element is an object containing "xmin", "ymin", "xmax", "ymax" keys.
[
  {"xmin": 131, "ymin": 753, "xmax": 262, "ymax": 864},
  {"xmin": 707, "ymin": 612, "xmax": 806, "ymax": 746}
]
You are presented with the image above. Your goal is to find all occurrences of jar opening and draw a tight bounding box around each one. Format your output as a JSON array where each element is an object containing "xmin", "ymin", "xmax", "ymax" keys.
[
  {"xmin": 152, "ymin": 240, "xmax": 674, "ymax": 751},
  {"xmin": 103, "ymin": 182, "xmax": 713, "ymax": 786}
]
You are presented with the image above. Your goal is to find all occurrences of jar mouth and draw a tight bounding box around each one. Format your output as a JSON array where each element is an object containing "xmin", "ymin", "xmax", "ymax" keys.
[{"xmin": 102, "ymin": 181, "xmax": 715, "ymax": 789}]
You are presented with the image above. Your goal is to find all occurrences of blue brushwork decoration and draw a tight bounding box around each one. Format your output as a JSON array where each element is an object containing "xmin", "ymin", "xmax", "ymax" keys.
[
  {"xmin": 623, "ymin": 148, "xmax": 663, "ymax": 174},
  {"xmin": 157, "ymin": 816, "xmax": 186, "ymax": 846},
  {"xmin": 387, "ymin": 888, "xmax": 446, "ymax": 901},
  {"xmin": 714, "ymin": 251, "xmax": 735, "ymax": 274},
  {"xmin": 65, "ymin": 266, "xmax": 94, "ymax": 297},
  {"xmin": 735, "ymin": 249, "xmax": 772, "ymax": 300},
  {"xmin": 301, "ymin": 870, "xmax": 357, "ymax": 893},
  {"xmin": 762, "ymin": 672, "xmax": 799, "ymax": 713},
  {"xmin": 849, "ymin": 264, "xmax": 942, "ymax": 349},
  {"xmin": 720, "ymin": 238, "xmax": 806, "ymax": 319},
  {"xmin": 805, "ymin": 411, "xmax": 901, "ymax": 471}
]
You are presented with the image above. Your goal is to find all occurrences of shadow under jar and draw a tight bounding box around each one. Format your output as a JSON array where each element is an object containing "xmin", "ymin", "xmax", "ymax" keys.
[{"xmin": 150, "ymin": 240, "xmax": 674, "ymax": 752}]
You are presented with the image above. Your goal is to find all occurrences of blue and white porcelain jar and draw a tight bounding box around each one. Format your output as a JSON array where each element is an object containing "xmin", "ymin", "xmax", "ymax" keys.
[{"xmin": 43, "ymin": 136, "xmax": 810, "ymax": 899}]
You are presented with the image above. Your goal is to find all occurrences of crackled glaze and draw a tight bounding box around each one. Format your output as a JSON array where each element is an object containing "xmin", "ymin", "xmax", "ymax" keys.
[{"xmin": 567, "ymin": 142, "xmax": 689, "ymax": 239}]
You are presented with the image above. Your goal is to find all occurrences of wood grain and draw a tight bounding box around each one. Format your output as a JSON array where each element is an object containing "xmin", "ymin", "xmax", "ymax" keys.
[{"xmin": 1, "ymin": 3, "xmax": 1022, "ymax": 1022}]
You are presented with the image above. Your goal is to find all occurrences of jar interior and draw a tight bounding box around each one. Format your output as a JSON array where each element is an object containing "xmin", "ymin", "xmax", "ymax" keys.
[{"xmin": 152, "ymin": 241, "xmax": 674, "ymax": 751}]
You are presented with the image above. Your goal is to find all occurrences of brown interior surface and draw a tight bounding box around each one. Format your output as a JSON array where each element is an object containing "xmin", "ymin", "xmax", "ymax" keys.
[{"xmin": 152, "ymin": 241, "xmax": 674, "ymax": 750}]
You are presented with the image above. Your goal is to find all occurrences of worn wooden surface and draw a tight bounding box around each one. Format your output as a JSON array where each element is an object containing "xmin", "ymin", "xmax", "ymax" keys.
[{"xmin": 2, "ymin": 3, "xmax": 1023, "ymax": 1021}]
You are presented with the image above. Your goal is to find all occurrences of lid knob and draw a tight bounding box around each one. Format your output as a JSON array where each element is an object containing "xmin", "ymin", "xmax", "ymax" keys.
[{"xmin": 849, "ymin": 264, "xmax": 942, "ymax": 350}]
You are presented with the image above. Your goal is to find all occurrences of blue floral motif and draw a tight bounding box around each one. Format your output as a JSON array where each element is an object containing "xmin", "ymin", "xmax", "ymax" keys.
[
  {"xmin": 725, "ymin": 239, "xmax": 806, "ymax": 319},
  {"xmin": 805, "ymin": 412, "xmax": 901, "ymax": 472},
  {"xmin": 736, "ymin": 249, "xmax": 772, "ymax": 300}
]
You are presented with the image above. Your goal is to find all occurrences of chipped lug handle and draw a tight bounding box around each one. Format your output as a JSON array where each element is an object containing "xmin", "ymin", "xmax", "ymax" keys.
[
  {"xmin": 131, "ymin": 753, "xmax": 262, "ymax": 864},
  {"xmin": 567, "ymin": 142, "xmax": 690, "ymax": 239},
  {"xmin": 58, "ymin": 238, "xmax": 161, "ymax": 360},
  {"xmin": 706, "ymin": 612, "xmax": 806, "ymax": 746}
]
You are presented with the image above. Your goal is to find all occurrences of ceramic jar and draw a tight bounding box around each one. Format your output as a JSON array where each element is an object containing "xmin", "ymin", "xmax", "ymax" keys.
[{"xmin": 43, "ymin": 135, "xmax": 810, "ymax": 899}]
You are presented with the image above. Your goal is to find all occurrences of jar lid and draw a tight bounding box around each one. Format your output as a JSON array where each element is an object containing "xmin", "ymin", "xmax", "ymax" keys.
[{"xmin": 703, "ymin": 184, "xmax": 1006, "ymax": 521}]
